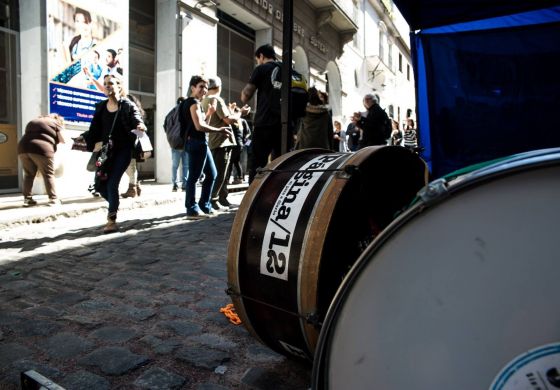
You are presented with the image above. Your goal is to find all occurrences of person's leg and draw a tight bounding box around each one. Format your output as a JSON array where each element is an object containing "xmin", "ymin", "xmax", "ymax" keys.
[
  {"xmin": 210, "ymin": 147, "xmax": 226, "ymax": 203},
  {"xmin": 185, "ymin": 139, "xmax": 206, "ymax": 214},
  {"xmin": 249, "ymin": 126, "xmax": 274, "ymax": 184},
  {"xmin": 230, "ymin": 145, "xmax": 242, "ymax": 182},
  {"xmin": 181, "ymin": 149, "xmax": 189, "ymax": 190},
  {"xmin": 171, "ymin": 149, "xmax": 180, "ymax": 189},
  {"xmin": 218, "ymin": 147, "xmax": 232, "ymax": 205},
  {"xmin": 121, "ymin": 159, "xmax": 138, "ymax": 198},
  {"xmin": 105, "ymin": 150, "xmax": 132, "ymax": 219},
  {"xmin": 126, "ymin": 159, "xmax": 137, "ymax": 185},
  {"xmin": 199, "ymin": 145, "xmax": 217, "ymax": 213},
  {"xmin": 270, "ymin": 124, "xmax": 284, "ymax": 160},
  {"xmin": 31, "ymin": 153, "xmax": 58, "ymax": 200},
  {"xmin": 19, "ymin": 153, "xmax": 37, "ymax": 199}
]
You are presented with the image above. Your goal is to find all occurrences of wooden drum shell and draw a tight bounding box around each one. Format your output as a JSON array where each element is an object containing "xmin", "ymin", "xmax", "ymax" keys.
[{"xmin": 228, "ymin": 146, "xmax": 428, "ymax": 359}]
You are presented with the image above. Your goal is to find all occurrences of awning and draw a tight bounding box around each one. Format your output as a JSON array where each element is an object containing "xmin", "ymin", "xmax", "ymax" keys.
[{"xmin": 393, "ymin": 0, "xmax": 560, "ymax": 30}]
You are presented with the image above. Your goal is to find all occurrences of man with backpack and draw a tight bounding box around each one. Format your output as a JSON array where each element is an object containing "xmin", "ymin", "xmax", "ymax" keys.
[
  {"xmin": 241, "ymin": 44, "xmax": 308, "ymax": 184},
  {"xmin": 164, "ymin": 97, "xmax": 188, "ymax": 191},
  {"xmin": 358, "ymin": 93, "xmax": 392, "ymax": 148}
]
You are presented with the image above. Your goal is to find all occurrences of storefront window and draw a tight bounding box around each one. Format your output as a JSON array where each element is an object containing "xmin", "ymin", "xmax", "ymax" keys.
[
  {"xmin": 217, "ymin": 15, "xmax": 255, "ymax": 106},
  {"xmin": 0, "ymin": 0, "xmax": 19, "ymax": 31},
  {"xmin": 129, "ymin": 1, "xmax": 155, "ymax": 94}
]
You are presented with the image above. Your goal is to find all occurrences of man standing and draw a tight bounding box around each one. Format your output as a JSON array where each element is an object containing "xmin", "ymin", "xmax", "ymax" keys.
[
  {"xmin": 202, "ymin": 77, "xmax": 249, "ymax": 209},
  {"xmin": 358, "ymin": 94, "xmax": 391, "ymax": 147},
  {"xmin": 241, "ymin": 44, "xmax": 282, "ymax": 183}
]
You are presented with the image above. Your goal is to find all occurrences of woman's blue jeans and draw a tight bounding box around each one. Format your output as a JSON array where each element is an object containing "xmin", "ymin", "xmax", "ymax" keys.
[
  {"xmin": 98, "ymin": 148, "xmax": 132, "ymax": 217},
  {"xmin": 184, "ymin": 138, "xmax": 217, "ymax": 213},
  {"xmin": 171, "ymin": 148, "xmax": 188, "ymax": 187}
]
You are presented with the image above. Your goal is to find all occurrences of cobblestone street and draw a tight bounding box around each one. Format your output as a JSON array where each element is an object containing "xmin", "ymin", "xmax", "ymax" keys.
[{"xmin": 0, "ymin": 191, "xmax": 311, "ymax": 389}]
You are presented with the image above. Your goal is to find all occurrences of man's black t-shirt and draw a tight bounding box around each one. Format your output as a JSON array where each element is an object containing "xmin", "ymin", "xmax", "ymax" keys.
[{"xmin": 249, "ymin": 61, "xmax": 281, "ymax": 128}]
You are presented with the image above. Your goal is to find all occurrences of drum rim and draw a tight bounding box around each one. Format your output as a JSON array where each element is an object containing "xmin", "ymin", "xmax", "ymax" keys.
[
  {"xmin": 311, "ymin": 147, "xmax": 560, "ymax": 388},
  {"xmin": 297, "ymin": 147, "xmax": 383, "ymax": 353},
  {"xmin": 227, "ymin": 148, "xmax": 337, "ymax": 351}
]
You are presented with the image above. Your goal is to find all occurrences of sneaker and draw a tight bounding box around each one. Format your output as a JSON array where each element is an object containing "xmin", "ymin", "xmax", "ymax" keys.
[
  {"xmin": 23, "ymin": 197, "xmax": 37, "ymax": 207},
  {"xmin": 47, "ymin": 198, "xmax": 62, "ymax": 207},
  {"xmin": 172, "ymin": 184, "xmax": 178, "ymax": 192},
  {"xmin": 218, "ymin": 198, "xmax": 232, "ymax": 208},
  {"xmin": 205, "ymin": 208, "xmax": 218, "ymax": 216},
  {"xmin": 211, "ymin": 201, "xmax": 228, "ymax": 211},
  {"xmin": 232, "ymin": 178, "xmax": 243, "ymax": 185},
  {"xmin": 186, "ymin": 209, "xmax": 210, "ymax": 220}
]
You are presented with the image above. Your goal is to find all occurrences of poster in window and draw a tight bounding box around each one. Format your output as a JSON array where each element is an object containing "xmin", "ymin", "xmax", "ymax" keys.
[{"xmin": 47, "ymin": 0, "xmax": 128, "ymax": 126}]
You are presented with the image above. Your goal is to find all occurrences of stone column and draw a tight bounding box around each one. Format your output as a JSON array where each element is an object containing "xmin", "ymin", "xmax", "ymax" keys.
[
  {"xmin": 155, "ymin": 0, "xmax": 181, "ymax": 184},
  {"xmin": 20, "ymin": 0, "xmax": 47, "ymax": 127}
]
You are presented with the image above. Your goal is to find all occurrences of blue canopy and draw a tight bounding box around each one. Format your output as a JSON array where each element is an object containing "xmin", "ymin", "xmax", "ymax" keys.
[{"xmin": 394, "ymin": 0, "xmax": 560, "ymax": 177}]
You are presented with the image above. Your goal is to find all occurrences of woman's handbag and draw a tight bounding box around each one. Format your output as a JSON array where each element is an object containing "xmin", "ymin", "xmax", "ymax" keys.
[
  {"xmin": 86, "ymin": 142, "xmax": 104, "ymax": 172},
  {"xmin": 86, "ymin": 152, "xmax": 99, "ymax": 172},
  {"xmin": 133, "ymin": 132, "xmax": 153, "ymax": 162}
]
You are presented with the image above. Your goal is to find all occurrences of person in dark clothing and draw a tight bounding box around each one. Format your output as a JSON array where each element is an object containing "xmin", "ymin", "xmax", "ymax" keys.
[
  {"xmin": 295, "ymin": 87, "xmax": 333, "ymax": 150},
  {"xmin": 18, "ymin": 114, "xmax": 66, "ymax": 207},
  {"xmin": 358, "ymin": 94, "xmax": 390, "ymax": 147},
  {"xmin": 240, "ymin": 44, "xmax": 283, "ymax": 183},
  {"xmin": 229, "ymin": 106, "xmax": 251, "ymax": 184},
  {"xmin": 346, "ymin": 115, "xmax": 361, "ymax": 152},
  {"xmin": 76, "ymin": 74, "xmax": 146, "ymax": 233}
]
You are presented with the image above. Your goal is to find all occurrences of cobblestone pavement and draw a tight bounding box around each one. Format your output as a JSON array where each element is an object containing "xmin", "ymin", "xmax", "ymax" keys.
[{"xmin": 0, "ymin": 191, "xmax": 311, "ymax": 389}]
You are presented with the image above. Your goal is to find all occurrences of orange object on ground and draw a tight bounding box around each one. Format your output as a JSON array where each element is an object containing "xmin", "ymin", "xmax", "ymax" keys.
[{"xmin": 220, "ymin": 303, "xmax": 241, "ymax": 325}]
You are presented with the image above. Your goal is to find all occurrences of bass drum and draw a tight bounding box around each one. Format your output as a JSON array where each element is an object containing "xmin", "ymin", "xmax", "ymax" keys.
[
  {"xmin": 313, "ymin": 148, "xmax": 560, "ymax": 389},
  {"xmin": 227, "ymin": 146, "xmax": 427, "ymax": 359}
]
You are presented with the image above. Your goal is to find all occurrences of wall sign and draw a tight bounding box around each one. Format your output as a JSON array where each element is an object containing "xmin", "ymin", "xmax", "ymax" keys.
[{"xmin": 47, "ymin": 0, "xmax": 128, "ymax": 126}]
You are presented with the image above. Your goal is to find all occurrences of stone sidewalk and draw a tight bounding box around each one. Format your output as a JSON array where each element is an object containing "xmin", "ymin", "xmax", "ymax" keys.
[
  {"xmin": 0, "ymin": 181, "xmax": 248, "ymax": 229},
  {"xmin": 0, "ymin": 185, "xmax": 312, "ymax": 389}
]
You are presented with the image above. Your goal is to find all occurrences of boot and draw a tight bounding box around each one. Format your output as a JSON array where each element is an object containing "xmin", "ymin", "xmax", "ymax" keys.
[
  {"xmin": 136, "ymin": 182, "xmax": 142, "ymax": 196},
  {"xmin": 121, "ymin": 184, "xmax": 137, "ymax": 198},
  {"xmin": 103, "ymin": 218, "xmax": 118, "ymax": 234}
]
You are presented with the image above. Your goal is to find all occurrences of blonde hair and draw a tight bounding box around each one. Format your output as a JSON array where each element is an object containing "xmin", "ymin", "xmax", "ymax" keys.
[{"xmin": 104, "ymin": 74, "xmax": 128, "ymax": 98}]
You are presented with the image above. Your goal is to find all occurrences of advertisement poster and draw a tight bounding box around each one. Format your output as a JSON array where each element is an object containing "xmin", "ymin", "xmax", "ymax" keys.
[{"xmin": 47, "ymin": 0, "xmax": 128, "ymax": 126}]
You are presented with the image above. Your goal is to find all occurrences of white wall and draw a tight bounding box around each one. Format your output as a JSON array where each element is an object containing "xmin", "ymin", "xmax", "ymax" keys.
[
  {"xmin": 156, "ymin": 0, "xmax": 181, "ymax": 184},
  {"xmin": 181, "ymin": 13, "xmax": 217, "ymax": 90},
  {"xmin": 20, "ymin": 0, "xmax": 46, "ymax": 127}
]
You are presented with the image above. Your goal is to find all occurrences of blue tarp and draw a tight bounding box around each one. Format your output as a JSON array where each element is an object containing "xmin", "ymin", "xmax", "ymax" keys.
[{"xmin": 394, "ymin": 1, "xmax": 560, "ymax": 177}]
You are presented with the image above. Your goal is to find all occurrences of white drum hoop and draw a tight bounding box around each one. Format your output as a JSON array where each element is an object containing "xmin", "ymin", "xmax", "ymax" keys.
[{"xmin": 313, "ymin": 148, "xmax": 560, "ymax": 390}]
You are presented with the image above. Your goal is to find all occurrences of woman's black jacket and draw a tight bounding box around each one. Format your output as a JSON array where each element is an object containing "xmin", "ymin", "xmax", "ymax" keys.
[{"xmin": 83, "ymin": 98, "xmax": 144, "ymax": 152}]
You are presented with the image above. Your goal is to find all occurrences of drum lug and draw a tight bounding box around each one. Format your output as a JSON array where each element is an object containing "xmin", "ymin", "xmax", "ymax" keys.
[
  {"xmin": 418, "ymin": 178, "xmax": 448, "ymax": 204},
  {"xmin": 337, "ymin": 164, "xmax": 358, "ymax": 179},
  {"xmin": 306, "ymin": 312, "xmax": 322, "ymax": 328}
]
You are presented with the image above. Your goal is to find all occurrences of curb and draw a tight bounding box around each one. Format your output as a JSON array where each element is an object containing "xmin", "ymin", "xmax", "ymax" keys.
[{"xmin": 0, "ymin": 183, "xmax": 249, "ymax": 229}]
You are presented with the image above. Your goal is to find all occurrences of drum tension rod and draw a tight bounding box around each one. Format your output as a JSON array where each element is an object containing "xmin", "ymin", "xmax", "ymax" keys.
[{"xmin": 226, "ymin": 287, "xmax": 323, "ymax": 327}]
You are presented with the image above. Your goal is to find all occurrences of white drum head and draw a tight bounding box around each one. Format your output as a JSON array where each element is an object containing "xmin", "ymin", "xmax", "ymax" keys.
[{"xmin": 320, "ymin": 162, "xmax": 560, "ymax": 389}]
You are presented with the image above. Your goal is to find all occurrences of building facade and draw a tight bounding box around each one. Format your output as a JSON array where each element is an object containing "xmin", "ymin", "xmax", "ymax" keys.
[{"xmin": 0, "ymin": 0, "xmax": 414, "ymax": 195}]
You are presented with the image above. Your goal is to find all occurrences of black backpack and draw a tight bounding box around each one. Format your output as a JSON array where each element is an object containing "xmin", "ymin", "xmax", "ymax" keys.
[
  {"xmin": 270, "ymin": 62, "xmax": 309, "ymax": 119},
  {"xmin": 163, "ymin": 103, "xmax": 184, "ymax": 150}
]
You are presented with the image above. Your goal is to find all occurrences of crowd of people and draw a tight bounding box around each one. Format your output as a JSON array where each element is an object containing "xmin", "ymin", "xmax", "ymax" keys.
[{"xmin": 18, "ymin": 43, "xmax": 419, "ymax": 232}]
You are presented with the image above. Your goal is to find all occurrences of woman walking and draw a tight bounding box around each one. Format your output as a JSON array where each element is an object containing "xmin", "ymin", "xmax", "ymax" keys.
[
  {"xmin": 180, "ymin": 75, "xmax": 232, "ymax": 219},
  {"xmin": 77, "ymin": 74, "xmax": 146, "ymax": 233}
]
